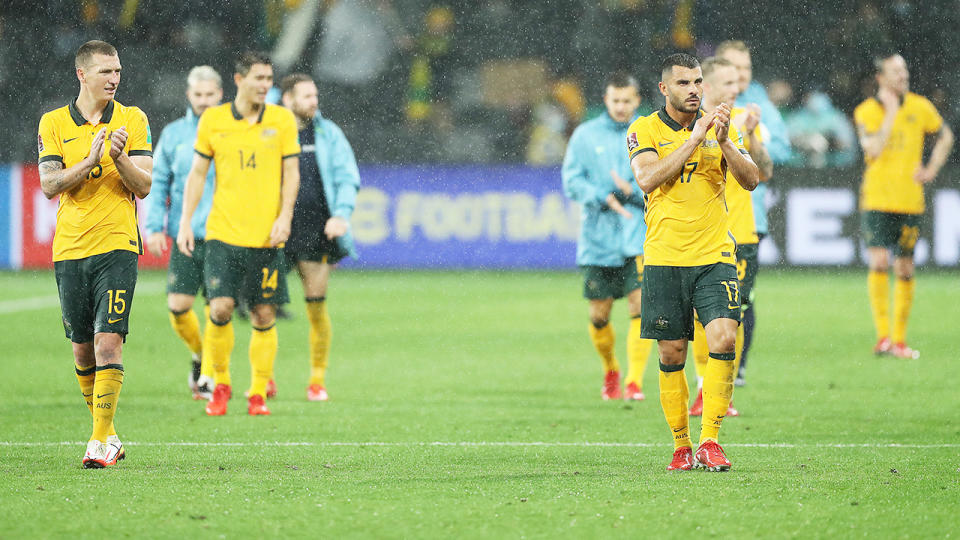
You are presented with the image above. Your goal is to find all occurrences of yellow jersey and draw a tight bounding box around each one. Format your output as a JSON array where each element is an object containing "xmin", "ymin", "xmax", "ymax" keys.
[
  {"xmin": 854, "ymin": 92, "xmax": 942, "ymax": 214},
  {"xmin": 194, "ymin": 102, "xmax": 300, "ymax": 248},
  {"xmin": 38, "ymin": 100, "xmax": 152, "ymax": 262},
  {"xmin": 725, "ymin": 107, "xmax": 760, "ymax": 245},
  {"xmin": 627, "ymin": 107, "xmax": 746, "ymax": 267}
]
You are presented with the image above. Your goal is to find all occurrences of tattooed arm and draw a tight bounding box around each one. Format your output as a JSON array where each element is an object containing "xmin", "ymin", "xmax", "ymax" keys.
[{"xmin": 39, "ymin": 128, "xmax": 106, "ymax": 199}]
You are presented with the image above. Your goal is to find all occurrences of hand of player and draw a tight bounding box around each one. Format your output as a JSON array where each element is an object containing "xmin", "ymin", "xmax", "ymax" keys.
[
  {"xmin": 324, "ymin": 216, "xmax": 350, "ymax": 240},
  {"xmin": 714, "ymin": 103, "xmax": 732, "ymax": 143},
  {"xmin": 605, "ymin": 193, "xmax": 633, "ymax": 219},
  {"xmin": 269, "ymin": 215, "xmax": 292, "ymax": 247},
  {"xmin": 109, "ymin": 127, "xmax": 128, "ymax": 160},
  {"xmin": 146, "ymin": 232, "xmax": 168, "ymax": 257},
  {"xmin": 176, "ymin": 227, "xmax": 194, "ymax": 257},
  {"xmin": 741, "ymin": 104, "xmax": 761, "ymax": 134},
  {"xmin": 609, "ymin": 169, "xmax": 633, "ymax": 196},
  {"xmin": 86, "ymin": 128, "xmax": 106, "ymax": 167},
  {"xmin": 690, "ymin": 110, "xmax": 717, "ymax": 143},
  {"xmin": 914, "ymin": 165, "xmax": 936, "ymax": 184},
  {"xmin": 878, "ymin": 87, "xmax": 900, "ymax": 114}
]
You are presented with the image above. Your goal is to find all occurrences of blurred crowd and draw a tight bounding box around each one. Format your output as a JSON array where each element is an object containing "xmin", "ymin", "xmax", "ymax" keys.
[{"xmin": 1, "ymin": 0, "xmax": 957, "ymax": 166}]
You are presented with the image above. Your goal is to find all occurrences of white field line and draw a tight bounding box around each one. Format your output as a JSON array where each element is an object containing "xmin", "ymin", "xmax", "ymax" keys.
[
  {"xmin": 2, "ymin": 441, "xmax": 958, "ymax": 449},
  {"xmin": 0, "ymin": 281, "xmax": 165, "ymax": 315}
]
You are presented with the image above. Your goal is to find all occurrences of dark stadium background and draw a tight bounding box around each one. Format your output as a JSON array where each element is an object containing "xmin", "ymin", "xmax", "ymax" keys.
[{"xmin": 0, "ymin": 0, "xmax": 957, "ymax": 269}]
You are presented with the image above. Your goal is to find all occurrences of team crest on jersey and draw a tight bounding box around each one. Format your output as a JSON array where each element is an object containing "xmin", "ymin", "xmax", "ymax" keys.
[
  {"xmin": 261, "ymin": 128, "xmax": 277, "ymax": 138},
  {"xmin": 626, "ymin": 132, "xmax": 639, "ymax": 152},
  {"xmin": 38, "ymin": 134, "xmax": 44, "ymax": 153},
  {"xmin": 701, "ymin": 139, "xmax": 719, "ymax": 149}
]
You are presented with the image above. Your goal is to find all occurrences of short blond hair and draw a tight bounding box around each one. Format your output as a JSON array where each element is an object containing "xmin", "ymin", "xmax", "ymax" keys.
[
  {"xmin": 187, "ymin": 65, "xmax": 222, "ymax": 89},
  {"xmin": 701, "ymin": 56, "xmax": 734, "ymax": 79},
  {"xmin": 75, "ymin": 40, "xmax": 117, "ymax": 69}
]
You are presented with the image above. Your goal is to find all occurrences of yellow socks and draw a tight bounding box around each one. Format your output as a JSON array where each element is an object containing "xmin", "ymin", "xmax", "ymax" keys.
[
  {"xmin": 204, "ymin": 316, "xmax": 234, "ymax": 386},
  {"xmin": 892, "ymin": 277, "xmax": 915, "ymax": 343},
  {"xmin": 199, "ymin": 305, "xmax": 214, "ymax": 379},
  {"xmin": 658, "ymin": 363, "xmax": 691, "ymax": 448},
  {"xmin": 868, "ymin": 270, "xmax": 890, "ymax": 339},
  {"xmin": 91, "ymin": 365, "xmax": 123, "ymax": 442},
  {"xmin": 76, "ymin": 366, "xmax": 116, "ymax": 437},
  {"xmin": 700, "ymin": 352, "xmax": 735, "ymax": 444},
  {"xmin": 692, "ymin": 319, "xmax": 709, "ymax": 383},
  {"xmin": 625, "ymin": 316, "xmax": 652, "ymax": 387},
  {"xmin": 169, "ymin": 308, "xmax": 202, "ymax": 355},
  {"xmin": 305, "ymin": 297, "xmax": 332, "ymax": 386},
  {"xmin": 249, "ymin": 324, "xmax": 278, "ymax": 398},
  {"xmin": 588, "ymin": 322, "xmax": 619, "ymax": 373}
]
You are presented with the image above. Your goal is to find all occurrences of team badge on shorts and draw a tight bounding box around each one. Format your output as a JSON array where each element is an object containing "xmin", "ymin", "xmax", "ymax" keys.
[{"xmin": 654, "ymin": 316, "xmax": 669, "ymax": 330}]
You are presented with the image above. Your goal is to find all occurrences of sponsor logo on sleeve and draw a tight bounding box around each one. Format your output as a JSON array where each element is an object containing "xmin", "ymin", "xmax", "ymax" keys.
[
  {"xmin": 38, "ymin": 134, "xmax": 44, "ymax": 153},
  {"xmin": 626, "ymin": 132, "xmax": 639, "ymax": 152}
]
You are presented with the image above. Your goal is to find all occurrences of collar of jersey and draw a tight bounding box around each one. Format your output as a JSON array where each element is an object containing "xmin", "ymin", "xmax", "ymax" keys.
[
  {"xmin": 231, "ymin": 101, "xmax": 265, "ymax": 123},
  {"xmin": 657, "ymin": 107, "xmax": 702, "ymax": 132},
  {"xmin": 68, "ymin": 99, "xmax": 115, "ymax": 126}
]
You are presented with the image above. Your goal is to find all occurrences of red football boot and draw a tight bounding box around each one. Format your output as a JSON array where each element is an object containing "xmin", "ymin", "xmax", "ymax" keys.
[
  {"xmin": 623, "ymin": 381, "xmax": 645, "ymax": 401},
  {"xmin": 873, "ymin": 337, "xmax": 892, "ymax": 355},
  {"xmin": 667, "ymin": 446, "xmax": 694, "ymax": 471},
  {"xmin": 205, "ymin": 384, "xmax": 230, "ymax": 416},
  {"xmin": 689, "ymin": 388, "xmax": 704, "ymax": 416},
  {"xmin": 727, "ymin": 400, "xmax": 740, "ymax": 417},
  {"xmin": 890, "ymin": 342, "xmax": 919, "ymax": 359},
  {"xmin": 307, "ymin": 384, "xmax": 329, "ymax": 402},
  {"xmin": 694, "ymin": 440, "xmax": 732, "ymax": 472},
  {"xmin": 248, "ymin": 394, "xmax": 271, "ymax": 416},
  {"xmin": 602, "ymin": 370, "xmax": 622, "ymax": 400}
]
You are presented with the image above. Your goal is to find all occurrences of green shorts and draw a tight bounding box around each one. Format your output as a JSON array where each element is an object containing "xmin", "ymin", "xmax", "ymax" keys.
[
  {"xmin": 736, "ymin": 243, "xmax": 759, "ymax": 312},
  {"xmin": 640, "ymin": 262, "xmax": 741, "ymax": 341},
  {"xmin": 580, "ymin": 256, "xmax": 644, "ymax": 300},
  {"xmin": 861, "ymin": 211, "xmax": 922, "ymax": 257},
  {"xmin": 285, "ymin": 237, "xmax": 349, "ymax": 267},
  {"xmin": 204, "ymin": 240, "xmax": 290, "ymax": 306},
  {"xmin": 167, "ymin": 238, "xmax": 206, "ymax": 297},
  {"xmin": 54, "ymin": 250, "xmax": 139, "ymax": 343}
]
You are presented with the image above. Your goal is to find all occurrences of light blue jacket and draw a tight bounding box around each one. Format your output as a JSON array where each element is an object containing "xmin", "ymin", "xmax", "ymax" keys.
[
  {"xmin": 736, "ymin": 81, "xmax": 791, "ymax": 235},
  {"xmin": 562, "ymin": 112, "xmax": 646, "ymax": 267},
  {"xmin": 144, "ymin": 108, "xmax": 215, "ymax": 239},
  {"xmin": 309, "ymin": 112, "xmax": 361, "ymax": 258}
]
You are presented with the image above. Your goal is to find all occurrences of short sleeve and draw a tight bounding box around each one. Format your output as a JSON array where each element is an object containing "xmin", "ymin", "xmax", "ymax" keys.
[
  {"xmin": 922, "ymin": 97, "xmax": 943, "ymax": 134},
  {"xmin": 38, "ymin": 113, "xmax": 63, "ymax": 165},
  {"xmin": 853, "ymin": 102, "xmax": 879, "ymax": 133},
  {"xmin": 194, "ymin": 111, "xmax": 213, "ymax": 159},
  {"xmin": 126, "ymin": 107, "xmax": 153, "ymax": 157},
  {"xmin": 281, "ymin": 109, "xmax": 301, "ymax": 158},
  {"xmin": 628, "ymin": 120, "xmax": 656, "ymax": 159}
]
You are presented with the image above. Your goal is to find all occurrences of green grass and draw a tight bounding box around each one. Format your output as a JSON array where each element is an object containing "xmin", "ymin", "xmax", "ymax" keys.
[{"xmin": 1, "ymin": 269, "xmax": 958, "ymax": 538}]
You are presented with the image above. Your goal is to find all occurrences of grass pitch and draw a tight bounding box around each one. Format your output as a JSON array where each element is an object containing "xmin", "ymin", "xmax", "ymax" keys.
[{"xmin": 1, "ymin": 268, "xmax": 958, "ymax": 538}]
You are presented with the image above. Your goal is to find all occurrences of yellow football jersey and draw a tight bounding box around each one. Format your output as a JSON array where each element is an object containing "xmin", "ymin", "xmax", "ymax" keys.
[
  {"xmin": 37, "ymin": 100, "xmax": 152, "ymax": 262},
  {"xmin": 195, "ymin": 102, "xmax": 300, "ymax": 248},
  {"xmin": 626, "ymin": 108, "xmax": 747, "ymax": 267},
  {"xmin": 725, "ymin": 107, "xmax": 760, "ymax": 245},
  {"xmin": 854, "ymin": 92, "xmax": 942, "ymax": 214}
]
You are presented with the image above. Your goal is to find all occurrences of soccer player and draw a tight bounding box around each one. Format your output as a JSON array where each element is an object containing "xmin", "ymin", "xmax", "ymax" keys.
[
  {"xmin": 176, "ymin": 52, "xmax": 301, "ymax": 416},
  {"xmin": 715, "ymin": 40, "xmax": 791, "ymax": 386},
  {"xmin": 562, "ymin": 72, "xmax": 653, "ymax": 401},
  {"xmin": 145, "ymin": 65, "xmax": 223, "ymax": 400},
  {"xmin": 854, "ymin": 53, "xmax": 954, "ymax": 359},
  {"xmin": 37, "ymin": 40, "xmax": 153, "ymax": 467},
  {"xmin": 279, "ymin": 73, "xmax": 361, "ymax": 402},
  {"xmin": 689, "ymin": 57, "xmax": 774, "ymax": 417},
  {"xmin": 627, "ymin": 53, "xmax": 759, "ymax": 471}
]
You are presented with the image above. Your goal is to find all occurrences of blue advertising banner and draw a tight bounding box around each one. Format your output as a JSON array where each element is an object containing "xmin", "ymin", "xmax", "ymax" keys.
[{"xmin": 345, "ymin": 165, "xmax": 579, "ymax": 269}]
